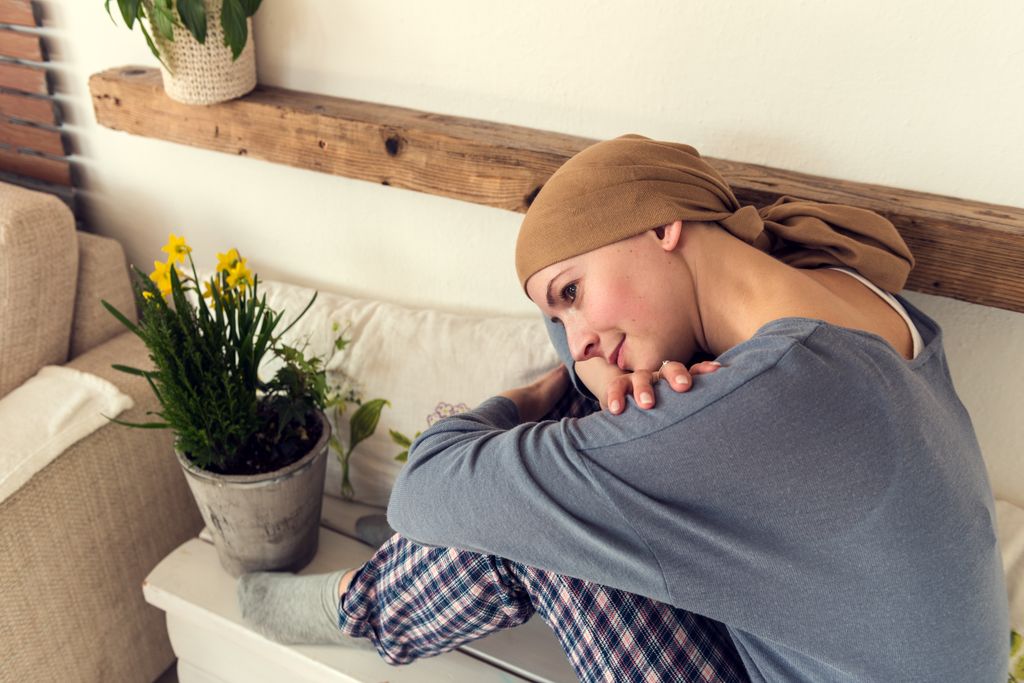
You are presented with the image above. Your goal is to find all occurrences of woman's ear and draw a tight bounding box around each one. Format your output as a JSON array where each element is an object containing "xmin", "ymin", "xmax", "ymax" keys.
[{"xmin": 657, "ymin": 220, "xmax": 683, "ymax": 252}]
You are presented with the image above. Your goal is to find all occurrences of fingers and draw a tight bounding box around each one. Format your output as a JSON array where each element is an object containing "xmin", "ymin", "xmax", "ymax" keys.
[
  {"xmin": 605, "ymin": 371, "xmax": 657, "ymax": 414},
  {"xmin": 688, "ymin": 360, "xmax": 722, "ymax": 375},
  {"xmin": 657, "ymin": 361, "xmax": 692, "ymax": 393},
  {"xmin": 604, "ymin": 375, "xmax": 630, "ymax": 415},
  {"xmin": 604, "ymin": 360, "xmax": 724, "ymax": 415},
  {"xmin": 630, "ymin": 371, "xmax": 658, "ymax": 410}
]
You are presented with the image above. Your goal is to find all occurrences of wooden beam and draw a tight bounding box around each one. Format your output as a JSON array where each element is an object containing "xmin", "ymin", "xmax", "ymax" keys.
[
  {"xmin": 88, "ymin": 66, "xmax": 1024, "ymax": 314},
  {"xmin": 0, "ymin": 0, "xmax": 36, "ymax": 27},
  {"xmin": 90, "ymin": 66, "xmax": 583, "ymax": 214}
]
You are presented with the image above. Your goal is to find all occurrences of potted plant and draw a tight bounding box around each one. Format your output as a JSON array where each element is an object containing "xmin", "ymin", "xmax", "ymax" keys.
[
  {"xmin": 105, "ymin": 0, "xmax": 261, "ymax": 104},
  {"xmin": 102, "ymin": 235, "xmax": 358, "ymax": 576}
]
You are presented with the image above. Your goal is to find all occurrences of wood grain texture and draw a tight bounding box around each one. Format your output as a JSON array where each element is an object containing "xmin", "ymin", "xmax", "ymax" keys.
[
  {"xmin": 0, "ymin": 147, "xmax": 69, "ymax": 185},
  {"xmin": 0, "ymin": 27, "xmax": 43, "ymax": 61},
  {"xmin": 0, "ymin": 0, "xmax": 36, "ymax": 27},
  {"xmin": 89, "ymin": 66, "xmax": 1024, "ymax": 313},
  {"xmin": 0, "ymin": 118, "xmax": 63, "ymax": 155},
  {"xmin": 0, "ymin": 60, "xmax": 47, "ymax": 94},
  {"xmin": 0, "ymin": 90, "xmax": 57, "ymax": 125}
]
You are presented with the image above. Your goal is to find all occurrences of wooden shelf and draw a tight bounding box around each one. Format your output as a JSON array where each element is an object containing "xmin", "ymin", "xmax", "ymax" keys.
[{"xmin": 89, "ymin": 66, "xmax": 1024, "ymax": 314}]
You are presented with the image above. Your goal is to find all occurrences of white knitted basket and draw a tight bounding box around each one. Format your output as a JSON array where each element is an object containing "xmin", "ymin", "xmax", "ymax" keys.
[{"xmin": 151, "ymin": 1, "xmax": 256, "ymax": 105}]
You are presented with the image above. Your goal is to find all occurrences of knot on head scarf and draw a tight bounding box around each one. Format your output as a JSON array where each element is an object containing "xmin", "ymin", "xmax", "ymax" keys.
[{"xmin": 515, "ymin": 134, "xmax": 915, "ymax": 293}]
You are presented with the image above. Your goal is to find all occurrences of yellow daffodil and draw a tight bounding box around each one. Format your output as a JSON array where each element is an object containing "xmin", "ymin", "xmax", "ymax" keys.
[
  {"xmin": 150, "ymin": 259, "xmax": 173, "ymax": 287},
  {"xmin": 202, "ymin": 280, "xmax": 220, "ymax": 300},
  {"xmin": 216, "ymin": 248, "xmax": 241, "ymax": 274},
  {"xmin": 226, "ymin": 258, "xmax": 253, "ymax": 290},
  {"xmin": 161, "ymin": 233, "xmax": 192, "ymax": 266},
  {"xmin": 142, "ymin": 291, "xmax": 154, "ymax": 300},
  {"xmin": 150, "ymin": 259, "xmax": 181, "ymax": 297}
]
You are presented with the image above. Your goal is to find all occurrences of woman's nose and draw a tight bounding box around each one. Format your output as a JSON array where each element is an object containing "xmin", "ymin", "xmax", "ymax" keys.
[{"xmin": 565, "ymin": 319, "xmax": 600, "ymax": 362}]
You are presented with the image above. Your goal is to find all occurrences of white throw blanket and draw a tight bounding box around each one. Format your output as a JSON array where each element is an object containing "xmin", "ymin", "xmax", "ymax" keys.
[{"xmin": 0, "ymin": 366, "xmax": 133, "ymax": 504}]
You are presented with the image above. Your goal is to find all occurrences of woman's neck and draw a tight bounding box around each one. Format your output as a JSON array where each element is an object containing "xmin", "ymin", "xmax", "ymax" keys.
[{"xmin": 684, "ymin": 225, "xmax": 837, "ymax": 357}]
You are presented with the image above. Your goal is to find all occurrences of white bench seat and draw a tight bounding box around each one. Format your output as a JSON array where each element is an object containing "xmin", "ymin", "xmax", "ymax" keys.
[{"xmin": 143, "ymin": 496, "xmax": 576, "ymax": 683}]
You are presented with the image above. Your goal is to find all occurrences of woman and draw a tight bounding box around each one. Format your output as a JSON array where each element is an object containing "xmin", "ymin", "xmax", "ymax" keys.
[{"xmin": 239, "ymin": 135, "xmax": 1009, "ymax": 681}]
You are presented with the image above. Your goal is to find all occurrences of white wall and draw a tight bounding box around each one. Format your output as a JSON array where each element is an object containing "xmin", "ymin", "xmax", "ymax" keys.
[{"xmin": 41, "ymin": 0, "xmax": 1024, "ymax": 503}]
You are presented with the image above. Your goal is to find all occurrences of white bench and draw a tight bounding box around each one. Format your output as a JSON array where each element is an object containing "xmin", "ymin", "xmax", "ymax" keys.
[{"xmin": 143, "ymin": 496, "xmax": 578, "ymax": 683}]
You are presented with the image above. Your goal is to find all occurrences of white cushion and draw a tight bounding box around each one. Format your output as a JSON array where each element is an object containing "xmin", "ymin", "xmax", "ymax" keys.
[
  {"xmin": 258, "ymin": 280, "xmax": 558, "ymax": 507},
  {"xmin": 0, "ymin": 366, "xmax": 134, "ymax": 504}
]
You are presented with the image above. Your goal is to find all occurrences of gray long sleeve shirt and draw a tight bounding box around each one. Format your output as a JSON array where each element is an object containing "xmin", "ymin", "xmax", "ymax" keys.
[{"xmin": 387, "ymin": 295, "xmax": 1009, "ymax": 682}]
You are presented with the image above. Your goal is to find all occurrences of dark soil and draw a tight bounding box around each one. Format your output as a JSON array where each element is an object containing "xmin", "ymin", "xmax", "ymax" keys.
[{"xmin": 203, "ymin": 410, "xmax": 324, "ymax": 476}]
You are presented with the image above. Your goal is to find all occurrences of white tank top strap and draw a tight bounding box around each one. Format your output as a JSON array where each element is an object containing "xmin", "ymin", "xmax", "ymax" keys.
[{"xmin": 823, "ymin": 266, "xmax": 923, "ymax": 360}]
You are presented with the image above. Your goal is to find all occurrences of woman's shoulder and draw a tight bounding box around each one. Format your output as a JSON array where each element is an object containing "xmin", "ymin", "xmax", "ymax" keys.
[
  {"xmin": 790, "ymin": 267, "xmax": 916, "ymax": 360},
  {"xmin": 565, "ymin": 323, "xmax": 817, "ymax": 449},
  {"xmin": 567, "ymin": 307, "xmax": 945, "ymax": 454}
]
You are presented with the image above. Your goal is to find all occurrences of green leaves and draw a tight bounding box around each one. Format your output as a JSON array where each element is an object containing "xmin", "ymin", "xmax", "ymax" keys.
[
  {"xmin": 390, "ymin": 429, "xmax": 420, "ymax": 463},
  {"xmin": 238, "ymin": 0, "xmax": 262, "ymax": 15},
  {"xmin": 328, "ymin": 396, "xmax": 391, "ymax": 499},
  {"xmin": 220, "ymin": 0, "xmax": 248, "ymax": 60},
  {"xmin": 106, "ymin": 0, "xmax": 263, "ymax": 65},
  {"xmin": 151, "ymin": 0, "xmax": 177, "ymax": 40},
  {"xmin": 350, "ymin": 399, "xmax": 389, "ymax": 453},
  {"xmin": 115, "ymin": 0, "xmax": 141, "ymax": 29},
  {"xmin": 176, "ymin": 0, "xmax": 207, "ymax": 43},
  {"xmin": 333, "ymin": 325, "xmax": 351, "ymax": 352},
  {"xmin": 390, "ymin": 430, "xmax": 411, "ymax": 448},
  {"xmin": 1012, "ymin": 628, "xmax": 1024, "ymax": 682},
  {"xmin": 101, "ymin": 298, "xmax": 140, "ymax": 336}
]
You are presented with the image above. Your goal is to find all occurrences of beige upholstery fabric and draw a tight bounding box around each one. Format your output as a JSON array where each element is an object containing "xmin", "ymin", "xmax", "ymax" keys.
[
  {"xmin": 70, "ymin": 232, "xmax": 137, "ymax": 359},
  {"xmin": 0, "ymin": 184, "xmax": 78, "ymax": 399},
  {"xmin": 0, "ymin": 332, "xmax": 204, "ymax": 683}
]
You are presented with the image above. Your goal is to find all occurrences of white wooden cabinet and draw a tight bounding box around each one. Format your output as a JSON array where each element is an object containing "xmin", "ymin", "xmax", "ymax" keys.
[{"xmin": 142, "ymin": 496, "xmax": 577, "ymax": 683}]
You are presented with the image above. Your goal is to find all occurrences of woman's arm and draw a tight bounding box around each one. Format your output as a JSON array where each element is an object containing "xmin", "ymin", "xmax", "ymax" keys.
[
  {"xmin": 387, "ymin": 327, "xmax": 804, "ymax": 608},
  {"xmin": 386, "ymin": 395, "xmax": 676, "ymax": 603}
]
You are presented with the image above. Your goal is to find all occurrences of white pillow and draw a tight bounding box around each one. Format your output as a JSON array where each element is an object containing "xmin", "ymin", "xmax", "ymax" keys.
[
  {"xmin": 0, "ymin": 366, "xmax": 133, "ymax": 504},
  {"xmin": 258, "ymin": 280, "xmax": 559, "ymax": 507},
  {"xmin": 997, "ymin": 500, "xmax": 1024, "ymax": 679}
]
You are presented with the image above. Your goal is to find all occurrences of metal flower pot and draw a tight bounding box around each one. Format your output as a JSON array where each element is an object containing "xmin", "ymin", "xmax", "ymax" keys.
[{"xmin": 175, "ymin": 411, "xmax": 330, "ymax": 577}]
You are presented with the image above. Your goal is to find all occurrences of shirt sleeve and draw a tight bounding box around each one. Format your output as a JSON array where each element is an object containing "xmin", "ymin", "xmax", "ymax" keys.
[
  {"xmin": 385, "ymin": 324, "xmax": 824, "ymax": 609},
  {"xmin": 386, "ymin": 394, "xmax": 675, "ymax": 602}
]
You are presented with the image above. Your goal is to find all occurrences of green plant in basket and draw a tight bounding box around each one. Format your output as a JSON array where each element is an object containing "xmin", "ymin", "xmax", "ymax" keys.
[
  {"xmin": 103, "ymin": 234, "xmax": 340, "ymax": 476},
  {"xmin": 105, "ymin": 0, "xmax": 262, "ymax": 68}
]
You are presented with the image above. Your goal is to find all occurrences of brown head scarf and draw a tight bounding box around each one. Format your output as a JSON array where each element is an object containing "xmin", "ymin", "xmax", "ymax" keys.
[{"xmin": 515, "ymin": 134, "xmax": 915, "ymax": 293}]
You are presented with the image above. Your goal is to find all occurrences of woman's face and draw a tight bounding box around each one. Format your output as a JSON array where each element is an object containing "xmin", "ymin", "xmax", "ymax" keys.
[{"xmin": 525, "ymin": 226, "xmax": 698, "ymax": 373}]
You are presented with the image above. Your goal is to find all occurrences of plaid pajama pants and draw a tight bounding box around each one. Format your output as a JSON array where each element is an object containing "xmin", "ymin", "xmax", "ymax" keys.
[{"xmin": 336, "ymin": 533, "xmax": 750, "ymax": 683}]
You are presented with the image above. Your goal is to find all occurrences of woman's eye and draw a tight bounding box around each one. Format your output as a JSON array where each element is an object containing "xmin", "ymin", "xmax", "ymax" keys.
[{"xmin": 560, "ymin": 282, "xmax": 577, "ymax": 303}]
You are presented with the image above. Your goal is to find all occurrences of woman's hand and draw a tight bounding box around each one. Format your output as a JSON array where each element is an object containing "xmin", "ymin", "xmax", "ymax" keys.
[
  {"xmin": 578, "ymin": 358, "xmax": 722, "ymax": 415},
  {"xmin": 499, "ymin": 365, "xmax": 573, "ymax": 423}
]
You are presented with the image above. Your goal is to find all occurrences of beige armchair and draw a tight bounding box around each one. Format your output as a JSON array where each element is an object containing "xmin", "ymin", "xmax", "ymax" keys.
[{"xmin": 0, "ymin": 182, "xmax": 203, "ymax": 683}]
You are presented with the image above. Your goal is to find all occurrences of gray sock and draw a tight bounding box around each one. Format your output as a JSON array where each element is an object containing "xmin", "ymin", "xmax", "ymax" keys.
[{"xmin": 236, "ymin": 569, "xmax": 373, "ymax": 647}]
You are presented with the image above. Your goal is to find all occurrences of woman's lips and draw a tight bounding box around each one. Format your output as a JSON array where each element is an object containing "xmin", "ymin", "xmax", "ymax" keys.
[{"xmin": 610, "ymin": 338, "xmax": 626, "ymax": 370}]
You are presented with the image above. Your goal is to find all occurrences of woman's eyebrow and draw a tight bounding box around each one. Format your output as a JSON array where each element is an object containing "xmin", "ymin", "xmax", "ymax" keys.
[{"xmin": 545, "ymin": 268, "xmax": 570, "ymax": 307}]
